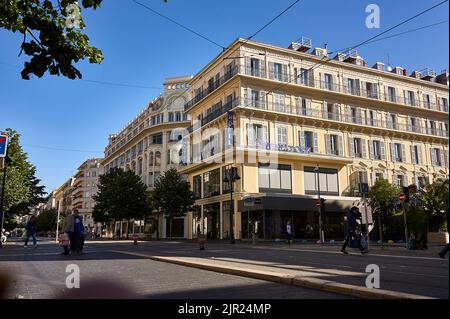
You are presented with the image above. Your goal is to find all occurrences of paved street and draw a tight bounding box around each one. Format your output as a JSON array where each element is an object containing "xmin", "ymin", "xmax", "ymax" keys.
[{"xmin": 0, "ymin": 239, "xmax": 351, "ymax": 299}]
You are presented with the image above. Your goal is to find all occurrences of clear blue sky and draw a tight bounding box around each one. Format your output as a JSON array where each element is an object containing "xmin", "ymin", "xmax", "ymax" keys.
[{"xmin": 0, "ymin": 0, "xmax": 448, "ymax": 193}]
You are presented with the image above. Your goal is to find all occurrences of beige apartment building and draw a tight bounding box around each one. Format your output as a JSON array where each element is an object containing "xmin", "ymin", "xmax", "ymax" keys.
[
  {"xmin": 180, "ymin": 38, "xmax": 449, "ymax": 241},
  {"xmin": 102, "ymin": 76, "xmax": 192, "ymax": 238},
  {"xmin": 71, "ymin": 158, "xmax": 104, "ymax": 229}
]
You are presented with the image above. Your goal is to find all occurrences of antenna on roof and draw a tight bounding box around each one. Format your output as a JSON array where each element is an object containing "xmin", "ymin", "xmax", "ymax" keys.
[{"xmin": 386, "ymin": 53, "xmax": 393, "ymax": 72}]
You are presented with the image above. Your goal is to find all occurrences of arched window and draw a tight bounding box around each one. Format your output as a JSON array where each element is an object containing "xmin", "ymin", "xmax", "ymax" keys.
[
  {"xmin": 155, "ymin": 151, "xmax": 161, "ymax": 166},
  {"xmin": 138, "ymin": 158, "xmax": 143, "ymax": 175},
  {"xmin": 149, "ymin": 152, "xmax": 154, "ymax": 167}
]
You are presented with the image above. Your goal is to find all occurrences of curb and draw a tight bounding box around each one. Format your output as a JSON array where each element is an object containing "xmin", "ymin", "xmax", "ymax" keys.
[{"xmin": 111, "ymin": 250, "xmax": 435, "ymax": 299}]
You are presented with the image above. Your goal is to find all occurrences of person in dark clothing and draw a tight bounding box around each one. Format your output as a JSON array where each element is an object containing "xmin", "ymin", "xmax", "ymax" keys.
[
  {"xmin": 341, "ymin": 207, "xmax": 368, "ymax": 255},
  {"xmin": 71, "ymin": 210, "xmax": 84, "ymax": 254},
  {"xmin": 24, "ymin": 215, "xmax": 38, "ymax": 248},
  {"xmin": 439, "ymin": 244, "xmax": 449, "ymax": 258}
]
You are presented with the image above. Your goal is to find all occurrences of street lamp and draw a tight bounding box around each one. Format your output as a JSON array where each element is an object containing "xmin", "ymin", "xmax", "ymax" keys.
[
  {"xmin": 223, "ymin": 167, "xmax": 240, "ymax": 244},
  {"xmin": 314, "ymin": 166, "xmax": 324, "ymax": 245}
]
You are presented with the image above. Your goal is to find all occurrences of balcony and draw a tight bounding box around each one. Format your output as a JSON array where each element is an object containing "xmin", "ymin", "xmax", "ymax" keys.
[{"xmin": 187, "ymin": 98, "xmax": 239, "ymax": 133}]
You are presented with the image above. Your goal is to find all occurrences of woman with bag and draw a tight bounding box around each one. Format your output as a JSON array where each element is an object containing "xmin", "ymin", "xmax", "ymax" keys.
[{"xmin": 61, "ymin": 209, "xmax": 74, "ymax": 255}]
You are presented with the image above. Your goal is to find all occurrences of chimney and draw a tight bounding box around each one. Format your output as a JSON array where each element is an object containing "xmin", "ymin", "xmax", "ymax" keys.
[
  {"xmin": 410, "ymin": 71, "xmax": 422, "ymax": 79},
  {"xmin": 435, "ymin": 69, "xmax": 449, "ymax": 85}
]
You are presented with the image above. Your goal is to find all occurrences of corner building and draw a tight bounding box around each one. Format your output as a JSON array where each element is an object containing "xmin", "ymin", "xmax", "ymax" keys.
[{"xmin": 181, "ymin": 38, "xmax": 449, "ymax": 241}]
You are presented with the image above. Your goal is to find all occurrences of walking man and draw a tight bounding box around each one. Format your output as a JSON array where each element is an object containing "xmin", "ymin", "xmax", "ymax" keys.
[
  {"xmin": 72, "ymin": 209, "xmax": 84, "ymax": 254},
  {"xmin": 286, "ymin": 221, "xmax": 293, "ymax": 245},
  {"xmin": 439, "ymin": 244, "xmax": 449, "ymax": 259},
  {"xmin": 24, "ymin": 215, "xmax": 38, "ymax": 248},
  {"xmin": 341, "ymin": 207, "xmax": 368, "ymax": 255}
]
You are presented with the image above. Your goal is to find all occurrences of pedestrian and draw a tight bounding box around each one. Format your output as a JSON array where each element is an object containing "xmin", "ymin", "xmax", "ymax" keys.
[
  {"xmin": 341, "ymin": 207, "xmax": 368, "ymax": 255},
  {"xmin": 439, "ymin": 244, "xmax": 449, "ymax": 259},
  {"xmin": 72, "ymin": 209, "xmax": 84, "ymax": 254},
  {"xmin": 24, "ymin": 215, "xmax": 38, "ymax": 248},
  {"xmin": 305, "ymin": 223, "xmax": 313, "ymax": 239},
  {"xmin": 286, "ymin": 221, "xmax": 293, "ymax": 245},
  {"xmin": 62, "ymin": 209, "xmax": 74, "ymax": 255}
]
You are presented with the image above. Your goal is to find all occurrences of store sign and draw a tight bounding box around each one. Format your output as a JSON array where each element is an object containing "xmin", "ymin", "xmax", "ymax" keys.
[
  {"xmin": 225, "ymin": 111, "xmax": 234, "ymax": 148},
  {"xmin": 251, "ymin": 142, "xmax": 311, "ymax": 154}
]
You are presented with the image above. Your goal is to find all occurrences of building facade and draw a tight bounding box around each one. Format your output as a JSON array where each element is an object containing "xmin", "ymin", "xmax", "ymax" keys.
[
  {"xmin": 71, "ymin": 158, "xmax": 104, "ymax": 229},
  {"xmin": 180, "ymin": 38, "xmax": 449, "ymax": 241},
  {"xmin": 102, "ymin": 76, "xmax": 192, "ymax": 238}
]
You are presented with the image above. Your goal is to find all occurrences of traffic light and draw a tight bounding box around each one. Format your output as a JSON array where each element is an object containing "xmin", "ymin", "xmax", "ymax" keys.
[{"xmin": 320, "ymin": 198, "xmax": 326, "ymax": 212}]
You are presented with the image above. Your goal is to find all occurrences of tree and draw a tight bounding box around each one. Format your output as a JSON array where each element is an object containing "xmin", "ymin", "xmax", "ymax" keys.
[
  {"xmin": 0, "ymin": 0, "xmax": 104, "ymax": 79},
  {"xmin": 367, "ymin": 178, "xmax": 401, "ymax": 241},
  {"xmin": 1, "ymin": 128, "xmax": 46, "ymax": 222},
  {"xmin": 420, "ymin": 178, "xmax": 449, "ymax": 232},
  {"xmin": 93, "ymin": 168, "xmax": 152, "ymax": 235},
  {"xmin": 151, "ymin": 168, "xmax": 195, "ymax": 239},
  {"xmin": 36, "ymin": 208, "xmax": 57, "ymax": 232}
]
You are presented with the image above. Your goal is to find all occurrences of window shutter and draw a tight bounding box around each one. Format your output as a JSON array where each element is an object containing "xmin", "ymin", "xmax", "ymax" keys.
[
  {"xmin": 299, "ymin": 131, "xmax": 305, "ymax": 148},
  {"xmin": 411, "ymin": 145, "xmax": 417, "ymax": 164},
  {"xmin": 430, "ymin": 149, "xmax": 436, "ymax": 166},
  {"xmin": 282, "ymin": 64, "xmax": 288, "ymax": 82},
  {"xmin": 391, "ymin": 143, "xmax": 396, "ymax": 162},
  {"xmin": 295, "ymin": 98, "xmax": 301, "ymax": 115},
  {"xmin": 417, "ymin": 145, "xmax": 422, "ymax": 165},
  {"xmin": 322, "ymin": 102, "xmax": 328, "ymax": 119},
  {"xmin": 373, "ymin": 83, "xmax": 379, "ymax": 99},
  {"xmin": 338, "ymin": 136, "xmax": 344, "ymax": 156},
  {"xmin": 380, "ymin": 141, "xmax": 386, "ymax": 160},
  {"xmin": 383, "ymin": 86, "xmax": 387, "ymax": 101},
  {"xmin": 319, "ymin": 73, "xmax": 324, "ymax": 89},
  {"xmin": 260, "ymin": 91, "xmax": 266, "ymax": 109},
  {"xmin": 355, "ymin": 79, "xmax": 361, "ymax": 96},
  {"xmin": 343, "ymin": 77, "xmax": 348, "ymax": 93},
  {"xmin": 262, "ymin": 126, "xmax": 268, "ymax": 144},
  {"xmin": 305, "ymin": 98, "xmax": 311, "ymax": 112},
  {"xmin": 247, "ymin": 124, "xmax": 254, "ymax": 146},
  {"xmin": 407, "ymin": 116, "xmax": 412, "ymax": 130},
  {"xmin": 356, "ymin": 107, "xmax": 362, "ymax": 124},
  {"xmin": 401, "ymin": 144, "xmax": 406, "ymax": 162},
  {"xmin": 362, "ymin": 139, "xmax": 367, "ymax": 158},
  {"xmin": 347, "ymin": 105, "xmax": 352, "ymax": 122},
  {"xmin": 333, "ymin": 103, "xmax": 340, "ymax": 121},
  {"xmin": 313, "ymin": 132, "xmax": 319, "ymax": 153},
  {"xmin": 348, "ymin": 137, "xmax": 355, "ymax": 157},
  {"xmin": 440, "ymin": 149, "xmax": 445, "ymax": 167},
  {"xmin": 294, "ymin": 68, "xmax": 298, "ymax": 84},
  {"xmin": 331, "ymin": 75, "xmax": 336, "ymax": 91},
  {"xmin": 268, "ymin": 62, "xmax": 274, "ymax": 80},
  {"xmin": 325, "ymin": 134, "xmax": 330, "ymax": 154},
  {"xmin": 369, "ymin": 141, "xmax": 374, "ymax": 159},
  {"xmin": 261, "ymin": 60, "xmax": 266, "ymax": 78},
  {"xmin": 403, "ymin": 90, "xmax": 408, "ymax": 104},
  {"xmin": 243, "ymin": 88, "xmax": 248, "ymax": 102},
  {"xmin": 245, "ymin": 57, "xmax": 251, "ymax": 75}
]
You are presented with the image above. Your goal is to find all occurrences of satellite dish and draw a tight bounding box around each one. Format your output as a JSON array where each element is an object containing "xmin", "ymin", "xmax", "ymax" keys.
[{"xmin": 387, "ymin": 66, "xmax": 393, "ymax": 72}]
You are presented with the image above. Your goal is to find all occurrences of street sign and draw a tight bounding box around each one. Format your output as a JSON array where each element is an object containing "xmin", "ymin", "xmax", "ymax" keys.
[
  {"xmin": 0, "ymin": 135, "xmax": 7, "ymax": 158},
  {"xmin": 360, "ymin": 183, "xmax": 369, "ymax": 194},
  {"xmin": 399, "ymin": 193, "xmax": 406, "ymax": 202}
]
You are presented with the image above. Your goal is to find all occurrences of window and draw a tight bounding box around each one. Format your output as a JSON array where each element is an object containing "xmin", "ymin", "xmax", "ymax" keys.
[
  {"xmin": 155, "ymin": 151, "xmax": 161, "ymax": 166},
  {"xmin": 152, "ymin": 134, "xmax": 163, "ymax": 144},
  {"xmin": 367, "ymin": 110, "xmax": 375, "ymax": 126},
  {"xmin": 423, "ymin": 94, "xmax": 432, "ymax": 109},
  {"xmin": 202, "ymin": 134, "xmax": 220, "ymax": 158},
  {"xmin": 273, "ymin": 93, "xmax": 285, "ymax": 112},
  {"xmin": 138, "ymin": 141, "xmax": 143, "ymax": 154},
  {"xmin": 175, "ymin": 112, "xmax": 182, "ymax": 122},
  {"xmin": 388, "ymin": 113, "xmax": 397, "ymax": 129},
  {"xmin": 126, "ymin": 150, "xmax": 131, "ymax": 162},
  {"xmin": 247, "ymin": 123, "xmax": 267, "ymax": 147},
  {"xmin": 131, "ymin": 146, "xmax": 137, "ymax": 159},
  {"xmin": 375, "ymin": 172, "xmax": 384, "ymax": 182},
  {"xmin": 193, "ymin": 175, "xmax": 202, "ymax": 199},
  {"xmin": 276, "ymin": 127, "xmax": 288, "ymax": 145},
  {"xmin": 249, "ymin": 90, "xmax": 266, "ymax": 109},
  {"xmin": 391, "ymin": 143, "xmax": 406, "ymax": 162},
  {"xmin": 396, "ymin": 175, "xmax": 405, "ymax": 187},
  {"xmin": 366, "ymin": 82, "xmax": 378, "ymax": 99},
  {"xmin": 168, "ymin": 112, "xmax": 174, "ymax": 122},
  {"xmin": 92, "ymin": 171, "xmax": 97, "ymax": 177},
  {"xmin": 349, "ymin": 106, "xmax": 362, "ymax": 124},
  {"xmin": 138, "ymin": 158, "xmax": 143, "ymax": 175},
  {"xmin": 258, "ymin": 163, "xmax": 291, "ymax": 193},
  {"xmin": 369, "ymin": 140, "xmax": 385, "ymax": 160},
  {"xmin": 222, "ymin": 165, "xmax": 232, "ymax": 194},
  {"xmin": 273, "ymin": 63, "xmax": 284, "ymax": 81},
  {"xmin": 299, "ymin": 131, "xmax": 317, "ymax": 153},
  {"xmin": 298, "ymin": 68, "xmax": 310, "ymax": 86},
  {"xmin": 387, "ymin": 86, "xmax": 396, "ymax": 103},
  {"xmin": 304, "ymin": 167, "xmax": 339, "ymax": 196},
  {"xmin": 250, "ymin": 58, "xmax": 260, "ymax": 77},
  {"xmin": 322, "ymin": 73, "xmax": 334, "ymax": 90},
  {"xmin": 347, "ymin": 78, "xmax": 360, "ymax": 95},
  {"xmin": 430, "ymin": 148, "xmax": 443, "ymax": 166},
  {"xmin": 203, "ymin": 168, "xmax": 220, "ymax": 197},
  {"xmin": 411, "ymin": 145, "xmax": 422, "ymax": 165},
  {"xmin": 404, "ymin": 90, "xmax": 416, "ymax": 106},
  {"xmin": 296, "ymin": 97, "xmax": 310, "ymax": 116},
  {"xmin": 416, "ymin": 176, "xmax": 427, "ymax": 188},
  {"xmin": 439, "ymin": 97, "xmax": 449, "ymax": 112},
  {"xmin": 325, "ymin": 134, "xmax": 342, "ymax": 156},
  {"xmin": 86, "ymin": 191, "xmax": 90, "ymax": 198},
  {"xmin": 350, "ymin": 170, "xmax": 368, "ymax": 195},
  {"xmin": 349, "ymin": 137, "xmax": 365, "ymax": 158}
]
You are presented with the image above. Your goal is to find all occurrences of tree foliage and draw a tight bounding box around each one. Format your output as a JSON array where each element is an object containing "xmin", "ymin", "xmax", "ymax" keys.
[
  {"xmin": 1, "ymin": 128, "xmax": 46, "ymax": 216},
  {"xmin": 36, "ymin": 208, "xmax": 57, "ymax": 232},
  {"xmin": 420, "ymin": 178, "xmax": 449, "ymax": 232},
  {"xmin": 367, "ymin": 178, "xmax": 401, "ymax": 217},
  {"xmin": 151, "ymin": 168, "xmax": 195, "ymax": 237},
  {"xmin": 0, "ymin": 0, "xmax": 104, "ymax": 79},
  {"xmin": 92, "ymin": 168, "xmax": 152, "ymax": 223}
]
